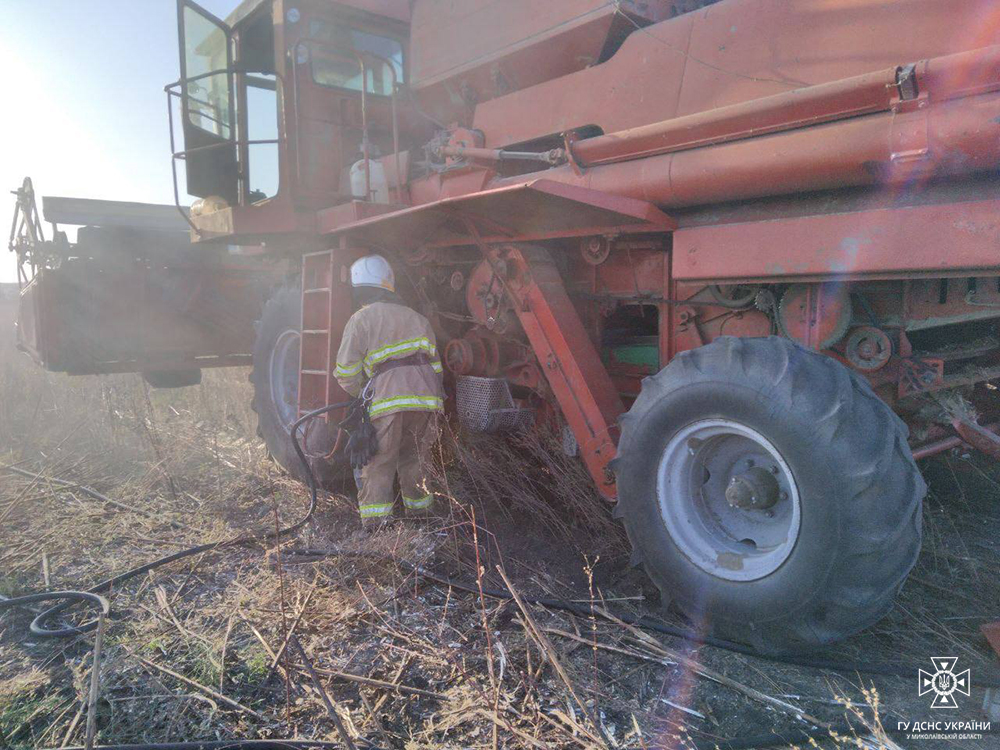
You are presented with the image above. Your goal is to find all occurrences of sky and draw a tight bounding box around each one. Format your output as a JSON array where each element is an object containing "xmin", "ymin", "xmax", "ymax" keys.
[{"xmin": 0, "ymin": 0, "xmax": 237, "ymax": 282}]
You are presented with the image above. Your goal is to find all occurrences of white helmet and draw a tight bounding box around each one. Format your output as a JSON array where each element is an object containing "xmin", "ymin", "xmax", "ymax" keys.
[{"xmin": 350, "ymin": 254, "xmax": 395, "ymax": 292}]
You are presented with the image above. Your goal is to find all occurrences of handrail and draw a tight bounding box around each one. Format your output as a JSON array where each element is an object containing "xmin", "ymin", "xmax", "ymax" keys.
[
  {"xmin": 165, "ymin": 84, "xmax": 203, "ymax": 235},
  {"xmin": 166, "ymin": 38, "xmax": 405, "ymax": 235},
  {"xmin": 360, "ymin": 51, "xmax": 402, "ymax": 203},
  {"xmin": 165, "ymin": 67, "xmax": 287, "ymax": 234}
]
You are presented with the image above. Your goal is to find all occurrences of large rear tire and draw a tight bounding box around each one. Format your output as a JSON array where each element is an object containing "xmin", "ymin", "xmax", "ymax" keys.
[
  {"xmin": 250, "ymin": 282, "xmax": 342, "ymax": 485},
  {"xmin": 615, "ymin": 336, "xmax": 924, "ymax": 654}
]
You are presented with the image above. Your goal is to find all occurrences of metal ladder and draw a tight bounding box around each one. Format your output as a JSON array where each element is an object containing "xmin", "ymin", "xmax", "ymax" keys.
[
  {"xmin": 297, "ymin": 246, "xmax": 362, "ymax": 423},
  {"xmin": 298, "ymin": 250, "xmax": 337, "ymax": 419}
]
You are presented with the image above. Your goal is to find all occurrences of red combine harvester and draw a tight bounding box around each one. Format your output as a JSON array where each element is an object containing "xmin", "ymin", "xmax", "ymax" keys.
[{"xmin": 10, "ymin": 0, "xmax": 1000, "ymax": 653}]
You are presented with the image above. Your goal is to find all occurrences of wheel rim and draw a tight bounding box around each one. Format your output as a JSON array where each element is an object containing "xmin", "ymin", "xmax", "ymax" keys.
[
  {"xmin": 269, "ymin": 329, "xmax": 300, "ymax": 430},
  {"xmin": 657, "ymin": 419, "xmax": 801, "ymax": 581}
]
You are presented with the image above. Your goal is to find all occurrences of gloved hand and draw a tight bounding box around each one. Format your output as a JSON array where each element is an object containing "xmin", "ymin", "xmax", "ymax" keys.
[
  {"xmin": 339, "ymin": 396, "xmax": 379, "ymax": 470},
  {"xmin": 346, "ymin": 417, "xmax": 378, "ymax": 469}
]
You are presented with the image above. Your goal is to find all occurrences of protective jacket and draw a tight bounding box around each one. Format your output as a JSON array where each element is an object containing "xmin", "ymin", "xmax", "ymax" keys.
[{"xmin": 334, "ymin": 301, "xmax": 444, "ymax": 419}]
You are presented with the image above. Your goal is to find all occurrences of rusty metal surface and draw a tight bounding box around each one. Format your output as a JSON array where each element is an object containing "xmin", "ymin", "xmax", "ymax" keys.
[
  {"xmin": 485, "ymin": 87, "xmax": 1000, "ymax": 213},
  {"xmin": 982, "ymin": 622, "xmax": 1000, "ymax": 660},
  {"xmin": 844, "ymin": 326, "xmax": 893, "ymax": 372},
  {"xmin": 472, "ymin": 0, "xmax": 998, "ymax": 151},
  {"xmin": 776, "ymin": 283, "xmax": 851, "ymax": 350},
  {"xmin": 911, "ymin": 421, "xmax": 1000, "ymax": 461},
  {"xmin": 494, "ymin": 244, "xmax": 624, "ymax": 498},
  {"xmin": 571, "ymin": 45, "xmax": 1000, "ymax": 169},
  {"xmin": 905, "ymin": 277, "xmax": 1000, "ymax": 331},
  {"xmin": 952, "ymin": 417, "xmax": 1000, "ymax": 461},
  {"xmin": 319, "ymin": 179, "xmax": 675, "ymax": 246},
  {"xmin": 410, "ymin": 0, "xmax": 671, "ymax": 125},
  {"xmin": 672, "ymin": 198, "xmax": 1000, "ymax": 283},
  {"xmin": 158, "ymin": 0, "xmax": 1000, "ymax": 471}
]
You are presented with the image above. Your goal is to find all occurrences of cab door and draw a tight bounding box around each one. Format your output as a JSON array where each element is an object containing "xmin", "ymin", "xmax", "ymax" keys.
[
  {"xmin": 176, "ymin": 0, "xmax": 238, "ymax": 204},
  {"xmin": 283, "ymin": 2, "xmax": 406, "ymax": 209}
]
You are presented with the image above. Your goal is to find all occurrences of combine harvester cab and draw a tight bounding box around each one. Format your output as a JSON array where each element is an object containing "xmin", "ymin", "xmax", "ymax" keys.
[{"xmin": 13, "ymin": 0, "xmax": 1000, "ymax": 654}]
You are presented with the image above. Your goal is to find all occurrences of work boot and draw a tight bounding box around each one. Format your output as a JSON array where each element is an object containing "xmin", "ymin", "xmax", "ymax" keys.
[{"xmin": 403, "ymin": 494, "xmax": 438, "ymax": 521}]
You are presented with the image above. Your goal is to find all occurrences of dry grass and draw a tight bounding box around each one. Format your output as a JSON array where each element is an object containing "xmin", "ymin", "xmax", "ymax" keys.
[{"xmin": 1, "ymin": 296, "xmax": 998, "ymax": 749}]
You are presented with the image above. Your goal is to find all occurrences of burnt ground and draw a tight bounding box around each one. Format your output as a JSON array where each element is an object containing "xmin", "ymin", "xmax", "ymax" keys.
[{"xmin": 1, "ymin": 294, "xmax": 999, "ymax": 750}]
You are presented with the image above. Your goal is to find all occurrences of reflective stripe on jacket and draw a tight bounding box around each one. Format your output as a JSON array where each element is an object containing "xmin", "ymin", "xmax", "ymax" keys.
[{"xmin": 334, "ymin": 301, "xmax": 444, "ymax": 419}]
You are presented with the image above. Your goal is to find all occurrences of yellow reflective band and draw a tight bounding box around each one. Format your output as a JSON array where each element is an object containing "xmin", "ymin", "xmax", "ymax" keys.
[
  {"xmin": 367, "ymin": 336, "xmax": 433, "ymax": 364},
  {"xmin": 363, "ymin": 337, "xmax": 438, "ymax": 375},
  {"xmin": 335, "ymin": 360, "xmax": 363, "ymax": 377},
  {"xmin": 430, "ymin": 360, "xmax": 443, "ymax": 373},
  {"xmin": 368, "ymin": 395, "xmax": 443, "ymax": 417},
  {"xmin": 359, "ymin": 503, "xmax": 394, "ymax": 518},
  {"xmin": 403, "ymin": 494, "xmax": 433, "ymax": 509}
]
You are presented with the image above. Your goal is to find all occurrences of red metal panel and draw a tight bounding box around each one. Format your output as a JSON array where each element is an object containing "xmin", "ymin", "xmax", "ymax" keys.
[
  {"xmin": 573, "ymin": 66, "xmax": 900, "ymax": 167},
  {"xmin": 410, "ymin": 0, "xmax": 671, "ymax": 126},
  {"xmin": 472, "ymin": 12, "xmax": 692, "ymax": 149},
  {"xmin": 486, "ymin": 88, "xmax": 1000, "ymax": 212},
  {"xmin": 572, "ymin": 45, "xmax": 1000, "ymax": 168},
  {"xmin": 982, "ymin": 621, "xmax": 1000, "ymax": 659},
  {"xmin": 336, "ymin": 0, "xmax": 410, "ymax": 23},
  {"xmin": 672, "ymin": 198, "xmax": 1000, "ymax": 282},
  {"xmin": 674, "ymin": 0, "xmax": 997, "ymax": 115},
  {"xmin": 496, "ymin": 244, "xmax": 624, "ymax": 499},
  {"xmin": 319, "ymin": 179, "xmax": 675, "ymax": 244},
  {"xmin": 472, "ymin": 0, "xmax": 997, "ymax": 151},
  {"xmin": 411, "ymin": 0, "xmax": 614, "ymax": 87}
]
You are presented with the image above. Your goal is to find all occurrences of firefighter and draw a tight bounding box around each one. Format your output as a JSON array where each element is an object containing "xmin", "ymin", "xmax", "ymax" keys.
[{"xmin": 334, "ymin": 254, "xmax": 444, "ymax": 527}]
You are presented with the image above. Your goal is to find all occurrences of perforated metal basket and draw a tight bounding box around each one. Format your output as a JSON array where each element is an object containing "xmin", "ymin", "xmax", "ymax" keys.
[{"xmin": 456, "ymin": 376, "xmax": 534, "ymax": 433}]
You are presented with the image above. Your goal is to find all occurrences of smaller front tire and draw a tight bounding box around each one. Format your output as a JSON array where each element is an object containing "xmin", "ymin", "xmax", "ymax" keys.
[{"xmin": 250, "ymin": 282, "xmax": 341, "ymax": 484}]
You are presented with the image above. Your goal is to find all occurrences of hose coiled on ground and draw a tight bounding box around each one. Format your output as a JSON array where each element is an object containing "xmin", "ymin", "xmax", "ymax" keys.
[{"xmin": 0, "ymin": 401, "xmax": 351, "ymax": 637}]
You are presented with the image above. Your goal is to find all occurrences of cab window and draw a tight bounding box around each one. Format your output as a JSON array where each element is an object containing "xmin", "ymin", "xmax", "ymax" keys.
[
  {"xmin": 307, "ymin": 18, "xmax": 403, "ymax": 96},
  {"xmin": 182, "ymin": 4, "xmax": 232, "ymax": 138}
]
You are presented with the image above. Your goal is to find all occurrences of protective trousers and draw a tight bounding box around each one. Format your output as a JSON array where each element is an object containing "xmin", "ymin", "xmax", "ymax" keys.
[{"xmin": 357, "ymin": 411, "xmax": 439, "ymax": 520}]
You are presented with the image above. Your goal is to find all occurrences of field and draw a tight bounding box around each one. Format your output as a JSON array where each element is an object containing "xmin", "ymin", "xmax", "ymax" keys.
[{"xmin": 1, "ymin": 293, "xmax": 999, "ymax": 749}]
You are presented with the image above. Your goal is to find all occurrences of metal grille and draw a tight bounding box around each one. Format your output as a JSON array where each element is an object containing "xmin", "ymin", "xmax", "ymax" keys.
[{"xmin": 456, "ymin": 376, "xmax": 534, "ymax": 433}]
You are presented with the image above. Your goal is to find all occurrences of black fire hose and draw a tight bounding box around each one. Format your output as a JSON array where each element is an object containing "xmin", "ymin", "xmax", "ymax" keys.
[
  {"xmin": 285, "ymin": 542, "xmax": 1000, "ymax": 689},
  {"xmin": 0, "ymin": 401, "xmax": 352, "ymax": 638},
  {"xmin": 284, "ymin": 404, "xmax": 1000, "ymax": 690},
  {"xmin": 8, "ymin": 395, "xmax": 996, "ymax": 685},
  {"xmin": 4, "ymin": 401, "xmax": 1000, "ymax": 750}
]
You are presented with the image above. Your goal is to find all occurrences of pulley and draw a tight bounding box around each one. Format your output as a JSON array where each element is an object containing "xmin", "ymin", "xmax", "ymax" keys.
[
  {"xmin": 844, "ymin": 326, "xmax": 893, "ymax": 371},
  {"xmin": 777, "ymin": 283, "xmax": 852, "ymax": 349}
]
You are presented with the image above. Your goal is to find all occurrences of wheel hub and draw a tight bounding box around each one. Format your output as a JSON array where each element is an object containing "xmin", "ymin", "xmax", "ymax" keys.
[
  {"xmin": 725, "ymin": 466, "xmax": 780, "ymax": 510},
  {"xmin": 269, "ymin": 329, "xmax": 301, "ymax": 430},
  {"xmin": 657, "ymin": 419, "xmax": 802, "ymax": 581}
]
